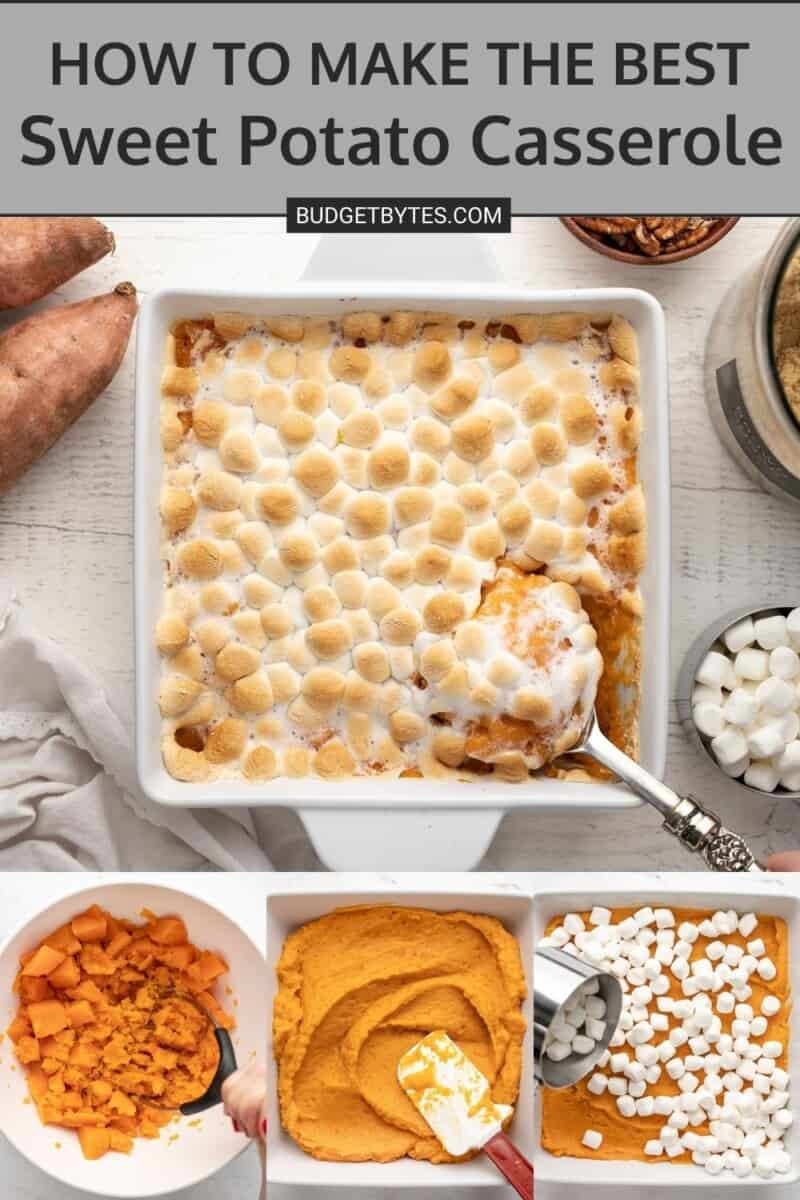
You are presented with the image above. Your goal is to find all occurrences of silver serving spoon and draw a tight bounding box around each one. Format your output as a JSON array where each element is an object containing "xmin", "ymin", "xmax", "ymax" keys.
[{"xmin": 569, "ymin": 710, "xmax": 764, "ymax": 872}]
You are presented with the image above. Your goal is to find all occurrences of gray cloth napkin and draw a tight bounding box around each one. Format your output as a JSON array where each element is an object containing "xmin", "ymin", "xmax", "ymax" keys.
[{"xmin": 0, "ymin": 582, "xmax": 286, "ymax": 871}]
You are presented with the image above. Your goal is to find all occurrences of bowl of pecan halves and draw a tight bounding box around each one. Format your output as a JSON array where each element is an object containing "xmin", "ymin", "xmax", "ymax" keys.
[{"xmin": 561, "ymin": 216, "xmax": 739, "ymax": 264}]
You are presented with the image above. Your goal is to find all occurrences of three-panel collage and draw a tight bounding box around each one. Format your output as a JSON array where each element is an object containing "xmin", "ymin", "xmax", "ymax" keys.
[{"xmin": 2, "ymin": 214, "xmax": 800, "ymax": 1200}]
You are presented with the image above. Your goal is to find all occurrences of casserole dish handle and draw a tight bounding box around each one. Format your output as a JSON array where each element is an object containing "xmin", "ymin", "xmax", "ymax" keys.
[{"xmin": 298, "ymin": 808, "xmax": 504, "ymax": 871}]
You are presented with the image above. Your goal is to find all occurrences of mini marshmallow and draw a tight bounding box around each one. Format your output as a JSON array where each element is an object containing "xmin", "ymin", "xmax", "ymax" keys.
[
  {"xmin": 634, "ymin": 907, "xmax": 656, "ymax": 928},
  {"xmin": 590, "ymin": 906, "xmax": 612, "ymax": 926},
  {"xmin": 671, "ymin": 957, "xmax": 690, "ymax": 981},
  {"xmin": 754, "ymin": 614, "xmax": 789, "ymax": 650},
  {"xmin": 756, "ymin": 675, "xmax": 796, "ymax": 714},
  {"xmin": 616, "ymin": 1095, "xmax": 636, "ymax": 1118},
  {"xmin": 607, "ymin": 1077, "xmax": 627, "ymax": 1097},
  {"xmin": 746, "ymin": 721, "xmax": 787, "ymax": 760},
  {"xmin": 763, "ymin": 1040, "xmax": 783, "ymax": 1059},
  {"xmin": 786, "ymin": 606, "xmax": 800, "ymax": 644},
  {"xmin": 757, "ymin": 958, "xmax": 778, "ymax": 982},
  {"xmin": 738, "ymin": 913, "xmax": 759, "ymax": 938},
  {"xmin": 770, "ymin": 645, "xmax": 800, "ymax": 678},
  {"xmin": 745, "ymin": 762, "xmax": 780, "ymax": 792},
  {"xmin": 777, "ymin": 741, "xmax": 800, "ymax": 773},
  {"xmin": 644, "ymin": 1139, "xmax": 663, "ymax": 1156},
  {"xmin": 711, "ymin": 728, "xmax": 749, "ymax": 766},
  {"xmin": 724, "ymin": 617, "xmax": 755, "ymax": 654},
  {"xmin": 722, "ymin": 689, "xmax": 758, "ymax": 727},
  {"xmin": 734, "ymin": 647, "xmax": 769, "ymax": 682},
  {"xmin": 572, "ymin": 1034, "xmax": 595, "ymax": 1055},
  {"xmin": 563, "ymin": 913, "xmax": 585, "ymax": 935},
  {"xmin": 586, "ymin": 1073, "xmax": 608, "ymax": 1095},
  {"xmin": 581, "ymin": 1129, "xmax": 603, "ymax": 1150},
  {"xmin": 545, "ymin": 1039, "xmax": 572, "ymax": 1061},
  {"xmin": 761, "ymin": 995, "xmax": 781, "ymax": 1017},
  {"xmin": 720, "ymin": 755, "xmax": 750, "ymax": 779},
  {"xmin": 780, "ymin": 709, "xmax": 800, "ymax": 740},
  {"xmin": 678, "ymin": 922, "xmax": 700, "ymax": 943},
  {"xmin": 585, "ymin": 1017, "xmax": 606, "ymax": 1041}
]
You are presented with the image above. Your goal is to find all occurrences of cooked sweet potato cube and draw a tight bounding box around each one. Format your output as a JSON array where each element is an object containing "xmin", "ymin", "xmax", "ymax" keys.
[
  {"xmin": 109, "ymin": 1114, "xmax": 138, "ymax": 1134},
  {"xmin": 44, "ymin": 923, "xmax": 82, "ymax": 956},
  {"xmin": 27, "ymin": 1064, "xmax": 49, "ymax": 1100},
  {"xmin": 149, "ymin": 916, "xmax": 188, "ymax": 947},
  {"xmin": 66, "ymin": 1000, "xmax": 94, "ymax": 1029},
  {"xmin": 78, "ymin": 1127, "xmax": 112, "ymax": 1160},
  {"xmin": 48, "ymin": 955, "xmax": 81, "ymax": 990},
  {"xmin": 106, "ymin": 931, "xmax": 132, "ymax": 958},
  {"xmin": 72, "ymin": 979, "xmax": 106, "ymax": 1006},
  {"xmin": 156, "ymin": 944, "xmax": 195, "ymax": 970},
  {"xmin": 80, "ymin": 945, "xmax": 116, "ymax": 975},
  {"xmin": 186, "ymin": 950, "xmax": 228, "ymax": 986},
  {"xmin": 109, "ymin": 1129, "xmax": 134, "ymax": 1155},
  {"xmin": 28, "ymin": 1000, "xmax": 69, "ymax": 1039},
  {"xmin": 22, "ymin": 945, "xmax": 67, "ymax": 978},
  {"xmin": 16, "ymin": 1036, "xmax": 40, "ymax": 1064},
  {"xmin": 19, "ymin": 976, "xmax": 52, "ymax": 1004},
  {"xmin": 71, "ymin": 909, "xmax": 108, "ymax": 943},
  {"xmin": 7, "ymin": 1013, "xmax": 32, "ymax": 1042}
]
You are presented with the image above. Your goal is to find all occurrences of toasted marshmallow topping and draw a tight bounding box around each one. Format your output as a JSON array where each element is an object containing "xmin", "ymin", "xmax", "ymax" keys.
[{"xmin": 157, "ymin": 310, "xmax": 642, "ymax": 781}]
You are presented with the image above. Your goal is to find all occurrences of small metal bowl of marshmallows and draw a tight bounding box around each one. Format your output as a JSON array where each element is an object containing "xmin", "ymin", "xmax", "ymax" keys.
[{"xmin": 678, "ymin": 603, "xmax": 800, "ymax": 799}]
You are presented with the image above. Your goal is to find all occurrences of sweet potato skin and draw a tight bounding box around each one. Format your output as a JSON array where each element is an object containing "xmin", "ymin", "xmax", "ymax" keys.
[
  {"xmin": 0, "ymin": 217, "xmax": 114, "ymax": 310},
  {"xmin": 0, "ymin": 282, "xmax": 137, "ymax": 495}
]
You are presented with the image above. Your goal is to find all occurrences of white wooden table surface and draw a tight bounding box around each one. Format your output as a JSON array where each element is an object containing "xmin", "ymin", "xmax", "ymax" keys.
[{"xmin": 2, "ymin": 216, "xmax": 798, "ymax": 872}]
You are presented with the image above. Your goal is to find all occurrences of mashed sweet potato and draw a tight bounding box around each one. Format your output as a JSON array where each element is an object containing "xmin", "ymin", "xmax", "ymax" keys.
[{"xmin": 7, "ymin": 905, "xmax": 234, "ymax": 1160}]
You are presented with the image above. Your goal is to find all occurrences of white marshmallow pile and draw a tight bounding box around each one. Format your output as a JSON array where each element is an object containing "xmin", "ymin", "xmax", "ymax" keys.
[
  {"xmin": 540, "ymin": 905, "xmax": 792, "ymax": 1179},
  {"xmin": 544, "ymin": 966, "xmax": 608, "ymax": 1062},
  {"xmin": 693, "ymin": 609, "xmax": 800, "ymax": 791}
]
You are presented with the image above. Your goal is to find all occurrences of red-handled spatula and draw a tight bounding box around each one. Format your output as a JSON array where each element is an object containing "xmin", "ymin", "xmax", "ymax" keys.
[{"xmin": 398, "ymin": 1031, "xmax": 533, "ymax": 1199}]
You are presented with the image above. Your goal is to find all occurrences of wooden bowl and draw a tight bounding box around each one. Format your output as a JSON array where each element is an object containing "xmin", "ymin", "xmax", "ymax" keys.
[{"xmin": 560, "ymin": 217, "xmax": 740, "ymax": 265}]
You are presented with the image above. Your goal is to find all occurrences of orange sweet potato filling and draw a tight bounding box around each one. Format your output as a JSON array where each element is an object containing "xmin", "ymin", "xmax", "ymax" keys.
[{"xmin": 8, "ymin": 905, "xmax": 235, "ymax": 1161}]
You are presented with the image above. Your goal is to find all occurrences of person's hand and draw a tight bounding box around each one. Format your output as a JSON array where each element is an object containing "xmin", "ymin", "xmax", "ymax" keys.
[
  {"xmin": 766, "ymin": 851, "xmax": 800, "ymax": 872},
  {"xmin": 222, "ymin": 1061, "xmax": 267, "ymax": 1139}
]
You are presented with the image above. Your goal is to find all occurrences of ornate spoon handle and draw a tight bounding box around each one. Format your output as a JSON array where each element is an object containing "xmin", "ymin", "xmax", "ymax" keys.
[{"xmin": 578, "ymin": 713, "xmax": 764, "ymax": 873}]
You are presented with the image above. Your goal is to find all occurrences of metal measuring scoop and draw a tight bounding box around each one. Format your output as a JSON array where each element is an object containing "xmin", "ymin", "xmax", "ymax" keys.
[
  {"xmin": 568, "ymin": 709, "xmax": 764, "ymax": 873},
  {"xmin": 533, "ymin": 947, "xmax": 623, "ymax": 1089}
]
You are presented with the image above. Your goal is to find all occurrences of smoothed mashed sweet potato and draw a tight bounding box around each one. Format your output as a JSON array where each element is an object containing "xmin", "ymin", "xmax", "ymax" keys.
[
  {"xmin": 7, "ymin": 904, "xmax": 234, "ymax": 1161},
  {"xmin": 273, "ymin": 904, "xmax": 527, "ymax": 1163}
]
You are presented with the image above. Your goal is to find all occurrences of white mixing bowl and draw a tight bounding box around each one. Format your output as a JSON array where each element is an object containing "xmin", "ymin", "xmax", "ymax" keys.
[{"xmin": 0, "ymin": 881, "xmax": 265, "ymax": 1198}]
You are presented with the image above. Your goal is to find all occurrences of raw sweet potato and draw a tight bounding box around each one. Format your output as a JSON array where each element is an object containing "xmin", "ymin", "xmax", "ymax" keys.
[
  {"xmin": 0, "ymin": 217, "xmax": 114, "ymax": 310},
  {"xmin": 0, "ymin": 281, "xmax": 137, "ymax": 495}
]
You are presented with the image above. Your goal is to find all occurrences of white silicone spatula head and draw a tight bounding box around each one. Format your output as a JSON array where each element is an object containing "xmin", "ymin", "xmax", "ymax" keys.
[
  {"xmin": 398, "ymin": 1032, "xmax": 533, "ymax": 1198},
  {"xmin": 398, "ymin": 1030, "xmax": 512, "ymax": 1157}
]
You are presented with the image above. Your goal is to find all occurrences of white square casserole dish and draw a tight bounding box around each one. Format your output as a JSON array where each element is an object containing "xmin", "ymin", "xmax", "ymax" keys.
[
  {"xmin": 134, "ymin": 286, "xmax": 670, "ymax": 866},
  {"xmin": 533, "ymin": 875, "xmax": 800, "ymax": 1189},
  {"xmin": 264, "ymin": 873, "xmax": 535, "ymax": 1189}
]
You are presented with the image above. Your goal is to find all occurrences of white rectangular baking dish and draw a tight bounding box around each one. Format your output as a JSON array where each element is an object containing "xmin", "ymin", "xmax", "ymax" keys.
[
  {"xmin": 263, "ymin": 874, "xmax": 535, "ymax": 1188},
  {"xmin": 134, "ymin": 284, "xmax": 670, "ymax": 868},
  {"xmin": 533, "ymin": 875, "xmax": 800, "ymax": 1188}
]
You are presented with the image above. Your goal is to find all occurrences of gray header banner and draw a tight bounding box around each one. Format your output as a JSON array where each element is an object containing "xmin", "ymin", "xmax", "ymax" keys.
[{"xmin": 0, "ymin": 2, "xmax": 798, "ymax": 214}]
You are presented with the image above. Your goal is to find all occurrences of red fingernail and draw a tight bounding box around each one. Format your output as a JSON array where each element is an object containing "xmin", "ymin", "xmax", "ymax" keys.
[
  {"xmin": 261, "ymin": 1119, "xmax": 267, "ymax": 1135},
  {"xmin": 233, "ymin": 1121, "xmax": 240, "ymax": 1133}
]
